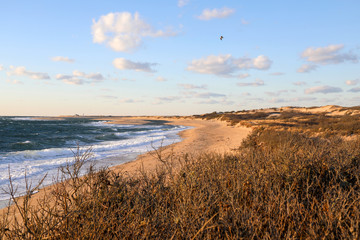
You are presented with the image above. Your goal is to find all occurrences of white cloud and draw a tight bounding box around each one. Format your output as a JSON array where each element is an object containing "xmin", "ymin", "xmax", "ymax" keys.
[
  {"xmin": 297, "ymin": 64, "xmax": 318, "ymax": 73},
  {"xmin": 187, "ymin": 54, "xmax": 272, "ymax": 77},
  {"xmin": 187, "ymin": 54, "xmax": 234, "ymax": 76},
  {"xmin": 62, "ymin": 78, "xmax": 84, "ymax": 85},
  {"xmin": 197, "ymin": 7, "xmax": 235, "ymax": 20},
  {"xmin": 0, "ymin": 64, "xmax": 3, "ymax": 71},
  {"xmin": 92, "ymin": 12, "xmax": 177, "ymax": 52},
  {"xmin": 237, "ymin": 78, "xmax": 264, "ymax": 87},
  {"xmin": 73, "ymin": 70, "xmax": 105, "ymax": 82},
  {"xmin": 293, "ymin": 81, "xmax": 306, "ymax": 86},
  {"xmin": 345, "ymin": 79, "xmax": 360, "ymax": 86},
  {"xmin": 301, "ymin": 44, "xmax": 358, "ymax": 65},
  {"xmin": 305, "ymin": 85, "xmax": 343, "ymax": 94},
  {"xmin": 113, "ymin": 58, "xmax": 157, "ymax": 72},
  {"xmin": 156, "ymin": 76, "xmax": 167, "ymax": 82},
  {"xmin": 51, "ymin": 56, "xmax": 74, "ymax": 63},
  {"xmin": 56, "ymin": 70, "xmax": 105, "ymax": 85},
  {"xmin": 242, "ymin": 92, "xmax": 251, "ymax": 96},
  {"xmin": 348, "ymin": 87, "xmax": 360, "ymax": 92},
  {"xmin": 251, "ymin": 55, "xmax": 272, "ymax": 70},
  {"xmin": 178, "ymin": 0, "xmax": 189, "ymax": 7},
  {"xmin": 7, "ymin": 66, "xmax": 50, "ymax": 80},
  {"xmin": 178, "ymin": 84, "xmax": 207, "ymax": 90}
]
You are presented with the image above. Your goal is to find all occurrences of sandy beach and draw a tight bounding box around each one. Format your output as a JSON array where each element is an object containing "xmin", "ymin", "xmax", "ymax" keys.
[
  {"xmin": 0, "ymin": 117, "xmax": 251, "ymax": 222},
  {"xmin": 105, "ymin": 117, "xmax": 252, "ymax": 176}
]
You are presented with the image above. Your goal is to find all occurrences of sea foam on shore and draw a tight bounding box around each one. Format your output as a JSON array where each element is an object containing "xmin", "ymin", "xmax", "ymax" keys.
[{"xmin": 0, "ymin": 117, "xmax": 190, "ymax": 207}]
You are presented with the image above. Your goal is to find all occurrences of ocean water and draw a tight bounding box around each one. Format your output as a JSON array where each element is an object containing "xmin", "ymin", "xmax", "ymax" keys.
[{"xmin": 0, "ymin": 117, "xmax": 189, "ymax": 206}]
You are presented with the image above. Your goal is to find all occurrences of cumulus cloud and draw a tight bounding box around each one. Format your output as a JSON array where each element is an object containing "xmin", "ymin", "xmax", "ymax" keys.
[
  {"xmin": 197, "ymin": 7, "xmax": 235, "ymax": 20},
  {"xmin": 297, "ymin": 64, "xmax": 318, "ymax": 73},
  {"xmin": 51, "ymin": 56, "xmax": 75, "ymax": 63},
  {"xmin": 345, "ymin": 79, "xmax": 360, "ymax": 86},
  {"xmin": 348, "ymin": 87, "xmax": 360, "ymax": 92},
  {"xmin": 187, "ymin": 54, "xmax": 272, "ymax": 77},
  {"xmin": 92, "ymin": 12, "xmax": 177, "ymax": 52},
  {"xmin": 293, "ymin": 81, "xmax": 306, "ymax": 86},
  {"xmin": 178, "ymin": 84, "xmax": 207, "ymax": 90},
  {"xmin": 301, "ymin": 44, "xmax": 358, "ymax": 65},
  {"xmin": 7, "ymin": 66, "xmax": 50, "ymax": 80},
  {"xmin": 56, "ymin": 70, "xmax": 105, "ymax": 85},
  {"xmin": 305, "ymin": 85, "xmax": 343, "ymax": 94},
  {"xmin": 237, "ymin": 78, "xmax": 264, "ymax": 87},
  {"xmin": 178, "ymin": 0, "xmax": 189, "ymax": 7},
  {"xmin": 113, "ymin": 58, "xmax": 157, "ymax": 72}
]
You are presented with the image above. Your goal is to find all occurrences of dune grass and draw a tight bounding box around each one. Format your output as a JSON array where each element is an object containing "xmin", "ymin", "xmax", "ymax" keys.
[{"xmin": 1, "ymin": 117, "xmax": 360, "ymax": 238}]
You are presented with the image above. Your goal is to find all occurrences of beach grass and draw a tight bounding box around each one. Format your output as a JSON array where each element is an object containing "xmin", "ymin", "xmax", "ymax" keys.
[{"xmin": 1, "ymin": 109, "xmax": 360, "ymax": 239}]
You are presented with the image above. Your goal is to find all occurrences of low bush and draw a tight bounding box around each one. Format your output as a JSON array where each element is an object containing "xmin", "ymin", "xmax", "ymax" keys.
[{"xmin": 1, "ymin": 128, "xmax": 360, "ymax": 239}]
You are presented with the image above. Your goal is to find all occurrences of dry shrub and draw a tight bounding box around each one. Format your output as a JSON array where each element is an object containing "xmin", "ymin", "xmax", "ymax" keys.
[{"xmin": 1, "ymin": 129, "xmax": 360, "ymax": 239}]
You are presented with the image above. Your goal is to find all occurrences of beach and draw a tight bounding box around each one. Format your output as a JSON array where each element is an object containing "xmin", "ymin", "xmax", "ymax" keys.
[
  {"xmin": 0, "ymin": 117, "xmax": 251, "ymax": 216},
  {"xmin": 106, "ymin": 117, "xmax": 252, "ymax": 176}
]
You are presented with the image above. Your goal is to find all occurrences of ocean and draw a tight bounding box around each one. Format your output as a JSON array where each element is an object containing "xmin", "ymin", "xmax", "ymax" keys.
[{"xmin": 0, "ymin": 117, "xmax": 189, "ymax": 207}]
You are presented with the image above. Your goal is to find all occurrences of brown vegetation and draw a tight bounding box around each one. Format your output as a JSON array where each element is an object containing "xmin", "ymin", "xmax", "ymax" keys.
[
  {"xmin": 194, "ymin": 106, "xmax": 360, "ymax": 136},
  {"xmin": 1, "ymin": 107, "xmax": 360, "ymax": 239}
]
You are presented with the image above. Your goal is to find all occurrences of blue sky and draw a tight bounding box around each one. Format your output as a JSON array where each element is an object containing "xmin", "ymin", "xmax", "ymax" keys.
[{"xmin": 0, "ymin": 0, "xmax": 359, "ymax": 116}]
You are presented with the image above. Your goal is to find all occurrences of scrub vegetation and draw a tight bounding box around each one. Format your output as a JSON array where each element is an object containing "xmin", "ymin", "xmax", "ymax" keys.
[{"xmin": 1, "ymin": 106, "xmax": 360, "ymax": 239}]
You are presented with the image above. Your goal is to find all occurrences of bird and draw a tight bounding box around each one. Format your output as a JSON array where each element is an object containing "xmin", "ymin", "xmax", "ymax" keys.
[{"xmin": 220, "ymin": 36, "xmax": 224, "ymax": 40}]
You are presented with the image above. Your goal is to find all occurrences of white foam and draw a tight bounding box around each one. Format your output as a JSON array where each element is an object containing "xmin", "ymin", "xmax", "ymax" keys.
[{"xmin": 0, "ymin": 124, "xmax": 191, "ymax": 202}]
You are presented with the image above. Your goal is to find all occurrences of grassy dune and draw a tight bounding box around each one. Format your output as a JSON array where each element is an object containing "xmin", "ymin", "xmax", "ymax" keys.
[{"xmin": 1, "ymin": 106, "xmax": 360, "ymax": 239}]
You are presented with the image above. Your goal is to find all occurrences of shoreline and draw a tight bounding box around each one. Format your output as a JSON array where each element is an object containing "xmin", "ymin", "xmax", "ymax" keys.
[
  {"xmin": 100, "ymin": 117, "xmax": 252, "ymax": 176},
  {"xmin": 0, "ymin": 117, "xmax": 251, "ymax": 216}
]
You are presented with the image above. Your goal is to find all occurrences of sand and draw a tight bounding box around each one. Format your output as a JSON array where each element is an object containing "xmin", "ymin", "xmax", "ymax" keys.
[
  {"xmin": 0, "ymin": 117, "xmax": 252, "ymax": 221},
  {"xmin": 106, "ymin": 117, "xmax": 252, "ymax": 175}
]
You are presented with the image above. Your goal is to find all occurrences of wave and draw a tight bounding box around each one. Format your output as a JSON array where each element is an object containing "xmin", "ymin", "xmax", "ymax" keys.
[{"xmin": 0, "ymin": 124, "xmax": 191, "ymax": 202}]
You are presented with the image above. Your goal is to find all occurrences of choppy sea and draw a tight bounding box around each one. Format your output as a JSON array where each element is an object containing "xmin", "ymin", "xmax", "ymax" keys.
[{"xmin": 0, "ymin": 117, "xmax": 189, "ymax": 207}]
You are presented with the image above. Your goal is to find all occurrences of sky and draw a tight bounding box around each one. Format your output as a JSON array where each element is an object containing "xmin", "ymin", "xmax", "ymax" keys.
[{"xmin": 0, "ymin": 0, "xmax": 359, "ymax": 116}]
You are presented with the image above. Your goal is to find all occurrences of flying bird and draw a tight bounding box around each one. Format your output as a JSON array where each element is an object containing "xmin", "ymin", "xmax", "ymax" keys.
[{"xmin": 220, "ymin": 36, "xmax": 224, "ymax": 40}]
